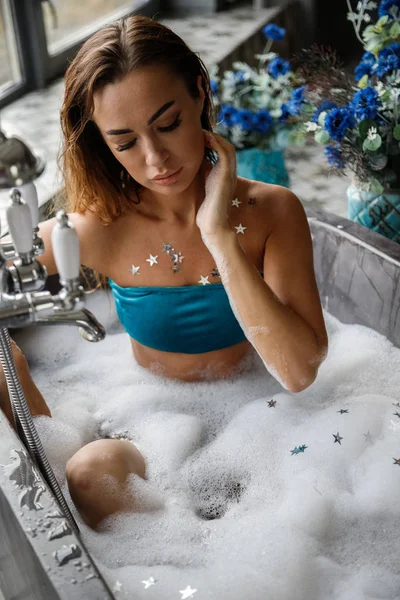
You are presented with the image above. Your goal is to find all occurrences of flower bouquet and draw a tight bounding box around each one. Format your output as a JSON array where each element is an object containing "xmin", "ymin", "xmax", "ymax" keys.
[
  {"xmin": 299, "ymin": 0, "xmax": 400, "ymax": 240},
  {"xmin": 211, "ymin": 23, "xmax": 309, "ymax": 187}
]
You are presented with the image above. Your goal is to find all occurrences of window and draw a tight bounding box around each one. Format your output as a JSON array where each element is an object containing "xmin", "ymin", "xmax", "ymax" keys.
[{"xmin": 0, "ymin": 0, "xmax": 161, "ymax": 109}]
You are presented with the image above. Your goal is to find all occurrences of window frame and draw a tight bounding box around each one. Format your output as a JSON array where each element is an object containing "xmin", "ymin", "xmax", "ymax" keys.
[{"xmin": 0, "ymin": 0, "xmax": 161, "ymax": 110}]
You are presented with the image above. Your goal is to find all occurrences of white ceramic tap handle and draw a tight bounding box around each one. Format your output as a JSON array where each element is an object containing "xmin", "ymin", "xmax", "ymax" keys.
[
  {"xmin": 51, "ymin": 211, "xmax": 80, "ymax": 281},
  {"xmin": 17, "ymin": 182, "xmax": 39, "ymax": 228},
  {"xmin": 6, "ymin": 189, "xmax": 33, "ymax": 255}
]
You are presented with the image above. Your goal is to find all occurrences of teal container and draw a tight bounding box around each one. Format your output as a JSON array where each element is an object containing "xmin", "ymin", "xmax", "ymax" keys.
[
  {"xmin": 347, "ymin": 184, "xmax": 400, "ymax": 243},
  {"xmin": 236, "ymin": 147, "xmax": 290, "ymax": 187}
]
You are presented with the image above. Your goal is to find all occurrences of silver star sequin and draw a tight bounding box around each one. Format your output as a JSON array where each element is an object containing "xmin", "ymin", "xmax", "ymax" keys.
[
  {"xmin": 231, "ymin": 198, "xmax": 241, "ymax": 207},
  {"xmin": 180, "ymin": 585, "xmax": 197, "ymax": 599},
  {"xmin": 333, "ymin": 432, "xmax": 343, "ymax": 445},
  {"xmin": 393, "ymin": 458, "xmax": 400, "ymax": 466},
  {"xmin": 389, "ymin": 419, "xmax": 400, "ymax": 433},
  {"xmin": 171, "ymin": 252, "xmax": 184, "ymax": 264},
  {"xmin": 162, "ymin": 243, "xmax": 173, "ymax": 253},
  {"xmin": 235, "ymin": 223, "xmax": 247, "ymax": 234},
  {"xmin": 142, "ymin": 577, "xmax": 156, "ymax": 589},
  {"xmin": 146, "ymin": 254, "xmax": 158, "ymax": 266},
  {"xmin": 113, "ymin": 581, "xmax": 123, "ymax": 592},
  {"xmin": 363, "ymin": 430, "xmax": 373, "ymax": 444},
  {"xmin": 267, "ymin": 399, "xmax": 277, "ymax": 408},
  {"xmin": 198, "ymin": 275, "xmax": 210, "ymax": 285},
  {"xmin": 129, "ymin": 265, "xmax": 140, "ymax": 276},
  {"xmin": 337, "ymin": 409, "xmax": 349, "ymax": 414},
  {"xmin": 211, "ymin": 267, "xmax": 220, "ymax": 278},
  {"xmin": 248, "ymin": 197, "xmax": 256, "ymax": 206}
]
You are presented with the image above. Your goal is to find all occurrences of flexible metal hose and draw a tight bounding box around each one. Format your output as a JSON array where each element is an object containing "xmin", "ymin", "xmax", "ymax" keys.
[{"xmin": 0, "ymin": 327, "xmax": 79, "ymax": 535}]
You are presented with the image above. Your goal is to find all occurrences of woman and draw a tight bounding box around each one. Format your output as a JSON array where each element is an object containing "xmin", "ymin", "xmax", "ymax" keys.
[{"xmin": 0, "ymin": 15, "xmax": 328, "ymax": 528}]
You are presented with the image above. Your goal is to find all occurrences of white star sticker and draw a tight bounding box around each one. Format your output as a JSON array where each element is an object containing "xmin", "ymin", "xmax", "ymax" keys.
[
  {"xmin": 129, "ymin": 265, "xmax": 140, "ymax": 276},
  {"xmin": 180, "ymin": 585, "xmax": 197, "ymax": 599},
  {"xmin": 231, "ymin": 198, "xmax": 241, "ymax": 207},
  {"xmin": 235, "ymin": 223, "xmax": 247, "ymax": 234},
  {"xmin": 142, "ymin": 577, "xmax": 156, "ymax": 589},
  {"xmin": 198, "ymin": 275, "xmax": 210, "ymax": 285},
  {"xmin": 146, "ymin": 254, "xmax": 158, "ymax": 266},
  {"xmin": 113, "ymin": 581, "xmax": 123, "ymax": 592}
]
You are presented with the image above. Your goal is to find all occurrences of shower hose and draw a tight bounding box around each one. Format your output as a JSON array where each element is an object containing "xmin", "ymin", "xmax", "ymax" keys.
[{"xmin": 0, "ymin": 327, "xmax": 80, "ymax": 535}]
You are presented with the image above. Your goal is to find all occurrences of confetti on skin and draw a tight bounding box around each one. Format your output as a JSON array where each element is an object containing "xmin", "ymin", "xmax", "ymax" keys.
[
  {"xmin": 235, "ymin": 224, "xmax": 247, "ymax": 234},
  {"xmin": 113, "ymin": 581, "xmax": 123, "ymax": 592},
  {"xmin": 142, "ymin": 577, "xmax": 156, "ymax": 589},
  {"xmin": 172, "ymin": 264, "xmax": 181, "ymax": 274},
  {"xmin": 232, "ymin": 198, "xmax": 241, "ymax": 207},
  {"xmin": 337, "ymin": 409, "xmax": 349, "ymax": 414},
  {"xmin": 130, "ymin": 265, "xmax": 140, "ymax": 276},
  {"xmin": 267, "ymin": 399, "xmax": 277, "ymax": 408},
  {"xmin": 333, "ymin": 432, "xmax": 343, "ymax": 445},
  {"xmin": 211, "ymin": 267, "xmax": 220, "ymax": 278},
  {"xmin": 363, "ymin": 431, "xmax": 373, "ymax": 444},
  {"xmin": 170, "ymin": 252, "xmax": 184, "ymax": 264},
  {"xmin": 393, "ymin": 458, "xmax": 400, "ymax": 466},
  {"xmin": 180, "ymin": 585, "xmax": 197, "ymax": 599},
  {"xmin": 146, "ymin": 254, "xmax": 158, "ymax": 266},
  {"xmin": 198, "ymin": 275, "xmax": 210, "ymax": 285},
  {"xmin": 248, "ymin": 197, "xmax": 256, "ymax": 206},
  {"xmin": 162, "ymin": 243, "xmax": 173, "ymax": 253}
]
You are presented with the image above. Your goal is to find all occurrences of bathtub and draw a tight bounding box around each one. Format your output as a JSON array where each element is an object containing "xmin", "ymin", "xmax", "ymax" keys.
[{"xmin": 0, "ymin": 208, "xmax": 399, "ymax": 600}]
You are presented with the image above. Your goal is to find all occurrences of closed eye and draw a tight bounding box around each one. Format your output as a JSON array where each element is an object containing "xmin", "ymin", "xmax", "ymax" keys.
[{"xmin": 116, "ymin": 113, "xmax": 182, "ymax": 152}]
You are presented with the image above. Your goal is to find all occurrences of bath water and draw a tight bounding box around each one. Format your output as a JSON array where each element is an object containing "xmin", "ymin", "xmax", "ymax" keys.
[{"xmin": 14, "ymin": 290, "xmax": 400, "ymax": 600}]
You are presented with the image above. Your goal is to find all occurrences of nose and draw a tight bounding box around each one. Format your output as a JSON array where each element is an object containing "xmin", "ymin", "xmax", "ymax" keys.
[{"xmin": 143, "ymin": 137, "xmax": 169, "ymax": 168}]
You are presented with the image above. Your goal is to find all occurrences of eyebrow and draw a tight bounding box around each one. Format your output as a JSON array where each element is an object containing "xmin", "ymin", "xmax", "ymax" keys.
[{"xmin": 105, "ymin": 100, "xmax": 176, "ymax": 136}]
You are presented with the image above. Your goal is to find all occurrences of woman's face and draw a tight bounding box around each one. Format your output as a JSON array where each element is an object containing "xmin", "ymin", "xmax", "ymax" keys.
[{"xmin": 92, "ymin": 64, "xmax": 206, "ymax": 195}]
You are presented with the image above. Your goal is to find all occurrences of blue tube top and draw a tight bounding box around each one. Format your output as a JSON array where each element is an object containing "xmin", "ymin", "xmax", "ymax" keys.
[{"xmin": 108, "ymin": 279, "xmax": 247, "ymax": 354}]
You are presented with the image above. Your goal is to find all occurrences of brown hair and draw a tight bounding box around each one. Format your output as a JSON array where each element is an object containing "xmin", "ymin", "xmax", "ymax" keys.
[{"xmin": 56, "ymin": 14, "xmax": 216, "ymax": 224}]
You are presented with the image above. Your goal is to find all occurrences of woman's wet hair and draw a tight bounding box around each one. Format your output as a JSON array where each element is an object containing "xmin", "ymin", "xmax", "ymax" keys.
[{"xmin": 57, "ymin": 14, "xmax": 216, "ymax": 223}]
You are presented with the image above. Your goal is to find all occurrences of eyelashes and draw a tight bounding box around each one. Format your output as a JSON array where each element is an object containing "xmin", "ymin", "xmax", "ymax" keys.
[{"xmin": 116, "ymin": 113, "xmax": 182, "ymax": 152}]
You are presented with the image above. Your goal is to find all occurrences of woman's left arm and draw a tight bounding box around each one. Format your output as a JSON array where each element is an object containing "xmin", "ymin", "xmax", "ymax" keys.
[{"xmin": 197, "ymin": 132, "xmax": 328, "ymax": 393}]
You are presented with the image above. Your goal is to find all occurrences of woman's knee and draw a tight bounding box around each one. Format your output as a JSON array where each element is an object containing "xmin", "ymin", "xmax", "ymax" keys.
[{"xmin": 65, "ymin": 439, "xmax": 146, "ymax": 526}]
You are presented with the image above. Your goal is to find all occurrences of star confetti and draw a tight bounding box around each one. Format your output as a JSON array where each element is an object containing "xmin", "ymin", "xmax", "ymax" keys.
[
  {"xmin": 211, "ymin": 267, "xmax": 220, "ymax": 278},
  {"xmin": 172, "ymin": 264, "xmax": 181, "ymax": 274},
  {"xmin": 198, "ymin": 275, "xmax": 210, "ymax": 285},
  {"xmin": 248, "ymin": 197, "xmax": 256, "ymax": 205},
  {"xmin": 162, "ymin": 243, "xmax": 173, "ymax": 253},
  {"xmin": 113, "ymin": 581, "xmax": 123, "ymax": 592},
  {"xmin": 130, "ymin": 265, "xmax": 140, "ymax": 276},
  {"xmin": 142, "ymin": 577, "xmax": 156, "ymax": 589},
  {"xmin": 146, "ymin": 254, "xmax": 158, "ymax": 266},
  {"xmin": 393, "ymin": 458, "xmax": 400, "ymax": 466},
  {"xmin": 267, "ymin": 399, "xmax": 277, "ymax": 408},
  {"xmin": 235, "ymin": 223, "xmax": 247, "ymax": 234},
  {"xmin": 180, "ymin": 585, "xmax": 197, "ymax": 599},
  {"xmin": 171, "ymin": 252, "xmax": 184, "ymax": 264},
  {"xmin": 337, "ymin": 409, "xmax": 349, "ymax": 414},
  {"xmin": 290, "ymin": 445, "xmax": 307, "ymax": 455},
  {"xmin": 363, "ymin": 430, "xmax": 374, "ymax": 444},
  {"xmin": 231, "ymin": 198, "xmax": 241, "ymax": 207},
  {"xmin": 333, "ymin": 432, "xmax": 343, "ymax": 445}
]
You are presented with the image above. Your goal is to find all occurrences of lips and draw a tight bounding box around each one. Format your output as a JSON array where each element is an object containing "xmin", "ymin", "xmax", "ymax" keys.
[{"xmin": 152, "ymin": 168, "xmax": 181, "ymax": 181}]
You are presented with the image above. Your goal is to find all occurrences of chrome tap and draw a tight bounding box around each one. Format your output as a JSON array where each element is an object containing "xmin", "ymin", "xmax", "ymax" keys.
[{"xmin": 0, "ymin": 188, "xmax": 105, "ymax": 341}]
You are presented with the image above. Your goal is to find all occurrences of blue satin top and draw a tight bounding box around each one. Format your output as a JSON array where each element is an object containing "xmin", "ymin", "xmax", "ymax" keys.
[{"xmin": 108, "ymin": 279, "xmax": 247, "ymax": 354}]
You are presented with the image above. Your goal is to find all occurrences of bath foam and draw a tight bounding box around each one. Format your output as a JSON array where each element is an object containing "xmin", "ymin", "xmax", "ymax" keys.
[{"xmin": 13, "ymin": 290, "xmax": 400, "ymax": 600}]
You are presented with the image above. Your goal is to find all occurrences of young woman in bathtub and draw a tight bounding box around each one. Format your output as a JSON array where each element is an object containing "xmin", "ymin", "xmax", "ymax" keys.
[{"xmin": 0, "ymin": 15, "xmax": 328, "ymax": 528}]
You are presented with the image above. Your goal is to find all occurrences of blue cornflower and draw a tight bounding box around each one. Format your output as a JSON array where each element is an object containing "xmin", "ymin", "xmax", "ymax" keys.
[
  {"xmin": 210, "ymin": 79, "xmax": 218, "ymax": 94},
  {"xmin": 378, "ymin": 0, "xmax": 400, "ymax": 18},
  {"xmin": 286, "ymin": 86, "xmax": 306, "ymax": 115},
  {"xmin": 324, "ymin": 146, "xmax": 345, "ymax": 169},
  {"xmin": 279, "ymin": 103, "xmax": 290, "ymax": 122},
  {"xmin": 351, "ymin": 87, "xmax": 382, "ymax": 121},
  {"xmin": 312, "ymin": 100, "xmax": 338, "ymax": 123},
  {"xmin": 373, "ymin": 50, "xmax": 400, "ymax": 77},
  {"xmin": 253, "ymin": 109, "xmax": 273, "ymax": 134},
  {"xmin": 263, "ymin": 24, "xmax": 286, "ymax": 41},
  {"xmin": 324, "ymin": 107, "xmax": 355, "ymax": 141},
  {"xmin": 233, "ymin": 70, "xmax": 246, "ymax": 83},
  {"xmin": 218, "ymin": 105, "xmax": 238, "ymax": 128},
  {"xmin": 232, "ymin": 109, "xmax": 255, "ymax": 132},
  {"xmin": 354, "ymin": 51, "xmax": 376, "ymax": 81},
  {"xmin": 267, "ymin": 57, "xmax": 291, "ymax": 78}
]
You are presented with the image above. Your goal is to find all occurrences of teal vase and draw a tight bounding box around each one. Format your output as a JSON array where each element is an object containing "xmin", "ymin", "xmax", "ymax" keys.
[
  {"xmin": 347, "ymin": 184, "xmax": 400, "ymax": 243},
  {"xmin": 236, "ymin": 147, "xmax": 290, "ymax": 187}
]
